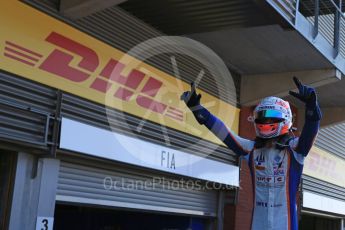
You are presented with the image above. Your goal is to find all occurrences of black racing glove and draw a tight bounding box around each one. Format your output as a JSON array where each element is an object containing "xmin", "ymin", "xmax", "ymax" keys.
[
  {"xmin": 181, "ymin": 82, "xmax": 210, "ymax": 124},
  {"xmin": 289, "ymin": 76, "xmax": 322, "ymax": 121}
]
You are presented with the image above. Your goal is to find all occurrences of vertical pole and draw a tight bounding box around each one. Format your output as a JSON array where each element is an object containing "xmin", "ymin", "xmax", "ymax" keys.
[
  {"xmin": 334, "ymin": 0, "xmax": 342, "ymax": 58},
  {"xmin": 216, "ymin": 191, "xmax": 225, "ymax": 230},
  {"xmin": 340, "ymin": 218, "xmax": 344, "ymax": 230},
  {"xmin": 313, "ymin": 0, "xmax": 320, "ymax": 38},
  {"xmin": 0, "ymin": 153, "xmax": 16, "ymax": 230},
  {"xmin": 50, "ymin": 90, "xmax": 62, "ymax": 157},
  {"xmin": 295, "ymin": 0, "xmax": 300, "ymax": 25}
]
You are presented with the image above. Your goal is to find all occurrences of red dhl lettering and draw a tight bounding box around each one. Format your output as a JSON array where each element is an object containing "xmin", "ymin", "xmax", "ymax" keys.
[{"xmin": 4, "ymin": 32, "xmax": 184, "ymax": 122}]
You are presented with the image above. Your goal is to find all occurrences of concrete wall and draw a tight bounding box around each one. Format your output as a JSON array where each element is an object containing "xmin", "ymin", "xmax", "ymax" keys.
[{"xmin": 8, "ymin": 153, "xmax": 60, "ymax": 230}]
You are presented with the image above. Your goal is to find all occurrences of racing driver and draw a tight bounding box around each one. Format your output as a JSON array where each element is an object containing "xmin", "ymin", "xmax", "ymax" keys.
[{"xmin": 181, "ymin": 77, "xmax": 321, "ymax": 230}]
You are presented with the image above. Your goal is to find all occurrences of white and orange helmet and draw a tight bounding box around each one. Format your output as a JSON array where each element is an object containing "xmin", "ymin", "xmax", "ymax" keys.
[{"xmin": 253, "ymin": 97, "xmax": 293, "ymax": 139}]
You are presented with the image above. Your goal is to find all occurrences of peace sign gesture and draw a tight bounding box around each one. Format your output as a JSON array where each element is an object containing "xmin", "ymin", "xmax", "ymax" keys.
[
  {"xmin": 180, "ymin": 82, "xmax": 202, "ymax": 109},
  {"xmin": 289, "ymin": 76, "xmax": 317, "ymax": 107}
]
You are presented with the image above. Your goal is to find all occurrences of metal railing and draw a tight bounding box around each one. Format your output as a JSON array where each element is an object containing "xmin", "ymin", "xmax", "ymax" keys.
[
  {"xmin": 298, "ymin": 0, "xmax": 345, "ymax": 58},
  {"xmin": 268, "ymin": 0, "xmax": 345, "ymax": 59},
  {"xmin": 268, "ymin": 0, "xmax": 298, "ymax": 22}
]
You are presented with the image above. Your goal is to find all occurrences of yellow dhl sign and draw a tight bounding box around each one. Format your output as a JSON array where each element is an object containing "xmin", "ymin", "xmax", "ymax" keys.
[
  {"xmin": 304, "ymin": 146, "xmax": 345, "ymax": 188},
  {"xmin": 0, "ymin": 1, "xmax": 239, "ymax": 146}
]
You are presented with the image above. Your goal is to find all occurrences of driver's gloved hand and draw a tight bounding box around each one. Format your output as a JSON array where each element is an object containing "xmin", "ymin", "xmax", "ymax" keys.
[
  {"xmin": 289, "ymin": 76, "xmax": 322, "ymax": 121},
  {"xmin": 181, "ymin": 82, "xmax": 210, "ymax": 124}
]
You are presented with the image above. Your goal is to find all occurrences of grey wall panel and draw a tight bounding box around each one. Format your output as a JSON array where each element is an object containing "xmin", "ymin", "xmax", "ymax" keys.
[
  {"xmin": 0, "ymin": 71, "xmax": 56, "ymax": 146},
  {"xmin": 315, "ymin": 122, "xmax": 345, "ymax": 159},
  {"xmin": 56, "ymin": 157, "xmax": 219, "ymax": 216},
  {"xmin": 302, "ymin": 175, "xmax": 345, "ymax": 202},
  {"xmin": 0, "ymin": 71, "xmax": 56, "ymax": 113},
  {"xmin": 24, "ymin": 0, "xmax": 240, "ymax": 106}
]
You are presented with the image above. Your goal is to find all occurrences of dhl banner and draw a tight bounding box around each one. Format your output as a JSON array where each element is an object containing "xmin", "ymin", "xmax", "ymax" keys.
[
  {"xmin": 0, "ymin": 1, "xmax": 239, "ymax": 146},
  {"xmin": 304, "ymin": 146, "xmax": 345, "ymax": 188}
]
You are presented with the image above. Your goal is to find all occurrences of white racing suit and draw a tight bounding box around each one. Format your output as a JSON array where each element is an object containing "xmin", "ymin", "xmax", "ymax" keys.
[{"xmin": 194, "ymin": 104, "xmax": 321, "ymax": 230}]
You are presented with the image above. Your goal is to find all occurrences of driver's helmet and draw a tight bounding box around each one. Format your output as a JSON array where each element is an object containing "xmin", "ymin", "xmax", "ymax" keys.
[{"xmin": 253, "ymin": 96, "xmax": 292, "ymax": 138}]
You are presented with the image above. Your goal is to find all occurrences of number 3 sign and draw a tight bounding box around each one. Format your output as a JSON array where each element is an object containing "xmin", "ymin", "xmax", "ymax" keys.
[{"xmin": 36, "ymin": 217, "xmax": 54, "ymax": 230}]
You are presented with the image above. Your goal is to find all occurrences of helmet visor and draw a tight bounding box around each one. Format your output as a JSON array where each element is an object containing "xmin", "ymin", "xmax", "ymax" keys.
[{"xmin": 254, "ymin": 110, "xmax": 285, "ymax": 123}]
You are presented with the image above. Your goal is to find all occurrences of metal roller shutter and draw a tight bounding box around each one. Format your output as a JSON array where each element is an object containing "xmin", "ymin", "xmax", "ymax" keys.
[
  {"xmin": 315, "ymin": 122, "xmax": 345, "ymax": 160},
  {"xmin": 56, "ymin": 157, "xmax": 219, "ymax": 216},
  {"xmin": 0, "ymin": 71, "xmax": 56, "ymax": 148},
  {"xmin": 302, "ymin": 175, "xmax": 345, "ymax": 202}
]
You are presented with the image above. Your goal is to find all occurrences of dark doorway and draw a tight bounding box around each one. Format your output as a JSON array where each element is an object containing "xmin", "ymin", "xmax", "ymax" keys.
[
  {"xmin": 299, "ymin": 213, "xmax": 341, "ymax": 230},
  {"xmin": 54, "ymin": 204, "xmax": 211, "ymax": 230},
  {"xmin": 0, "ymin": 152, "xmax": 16, "ymax": 230}
]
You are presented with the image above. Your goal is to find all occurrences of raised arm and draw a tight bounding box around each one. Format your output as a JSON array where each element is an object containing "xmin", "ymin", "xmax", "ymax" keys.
[
  {"xmin": 181, "ymin": 82, "xmax": 254, "ymax": 157},
  {"xmin": 289, "ymin": 77, "xmax": 322, "ymax": 156}
]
